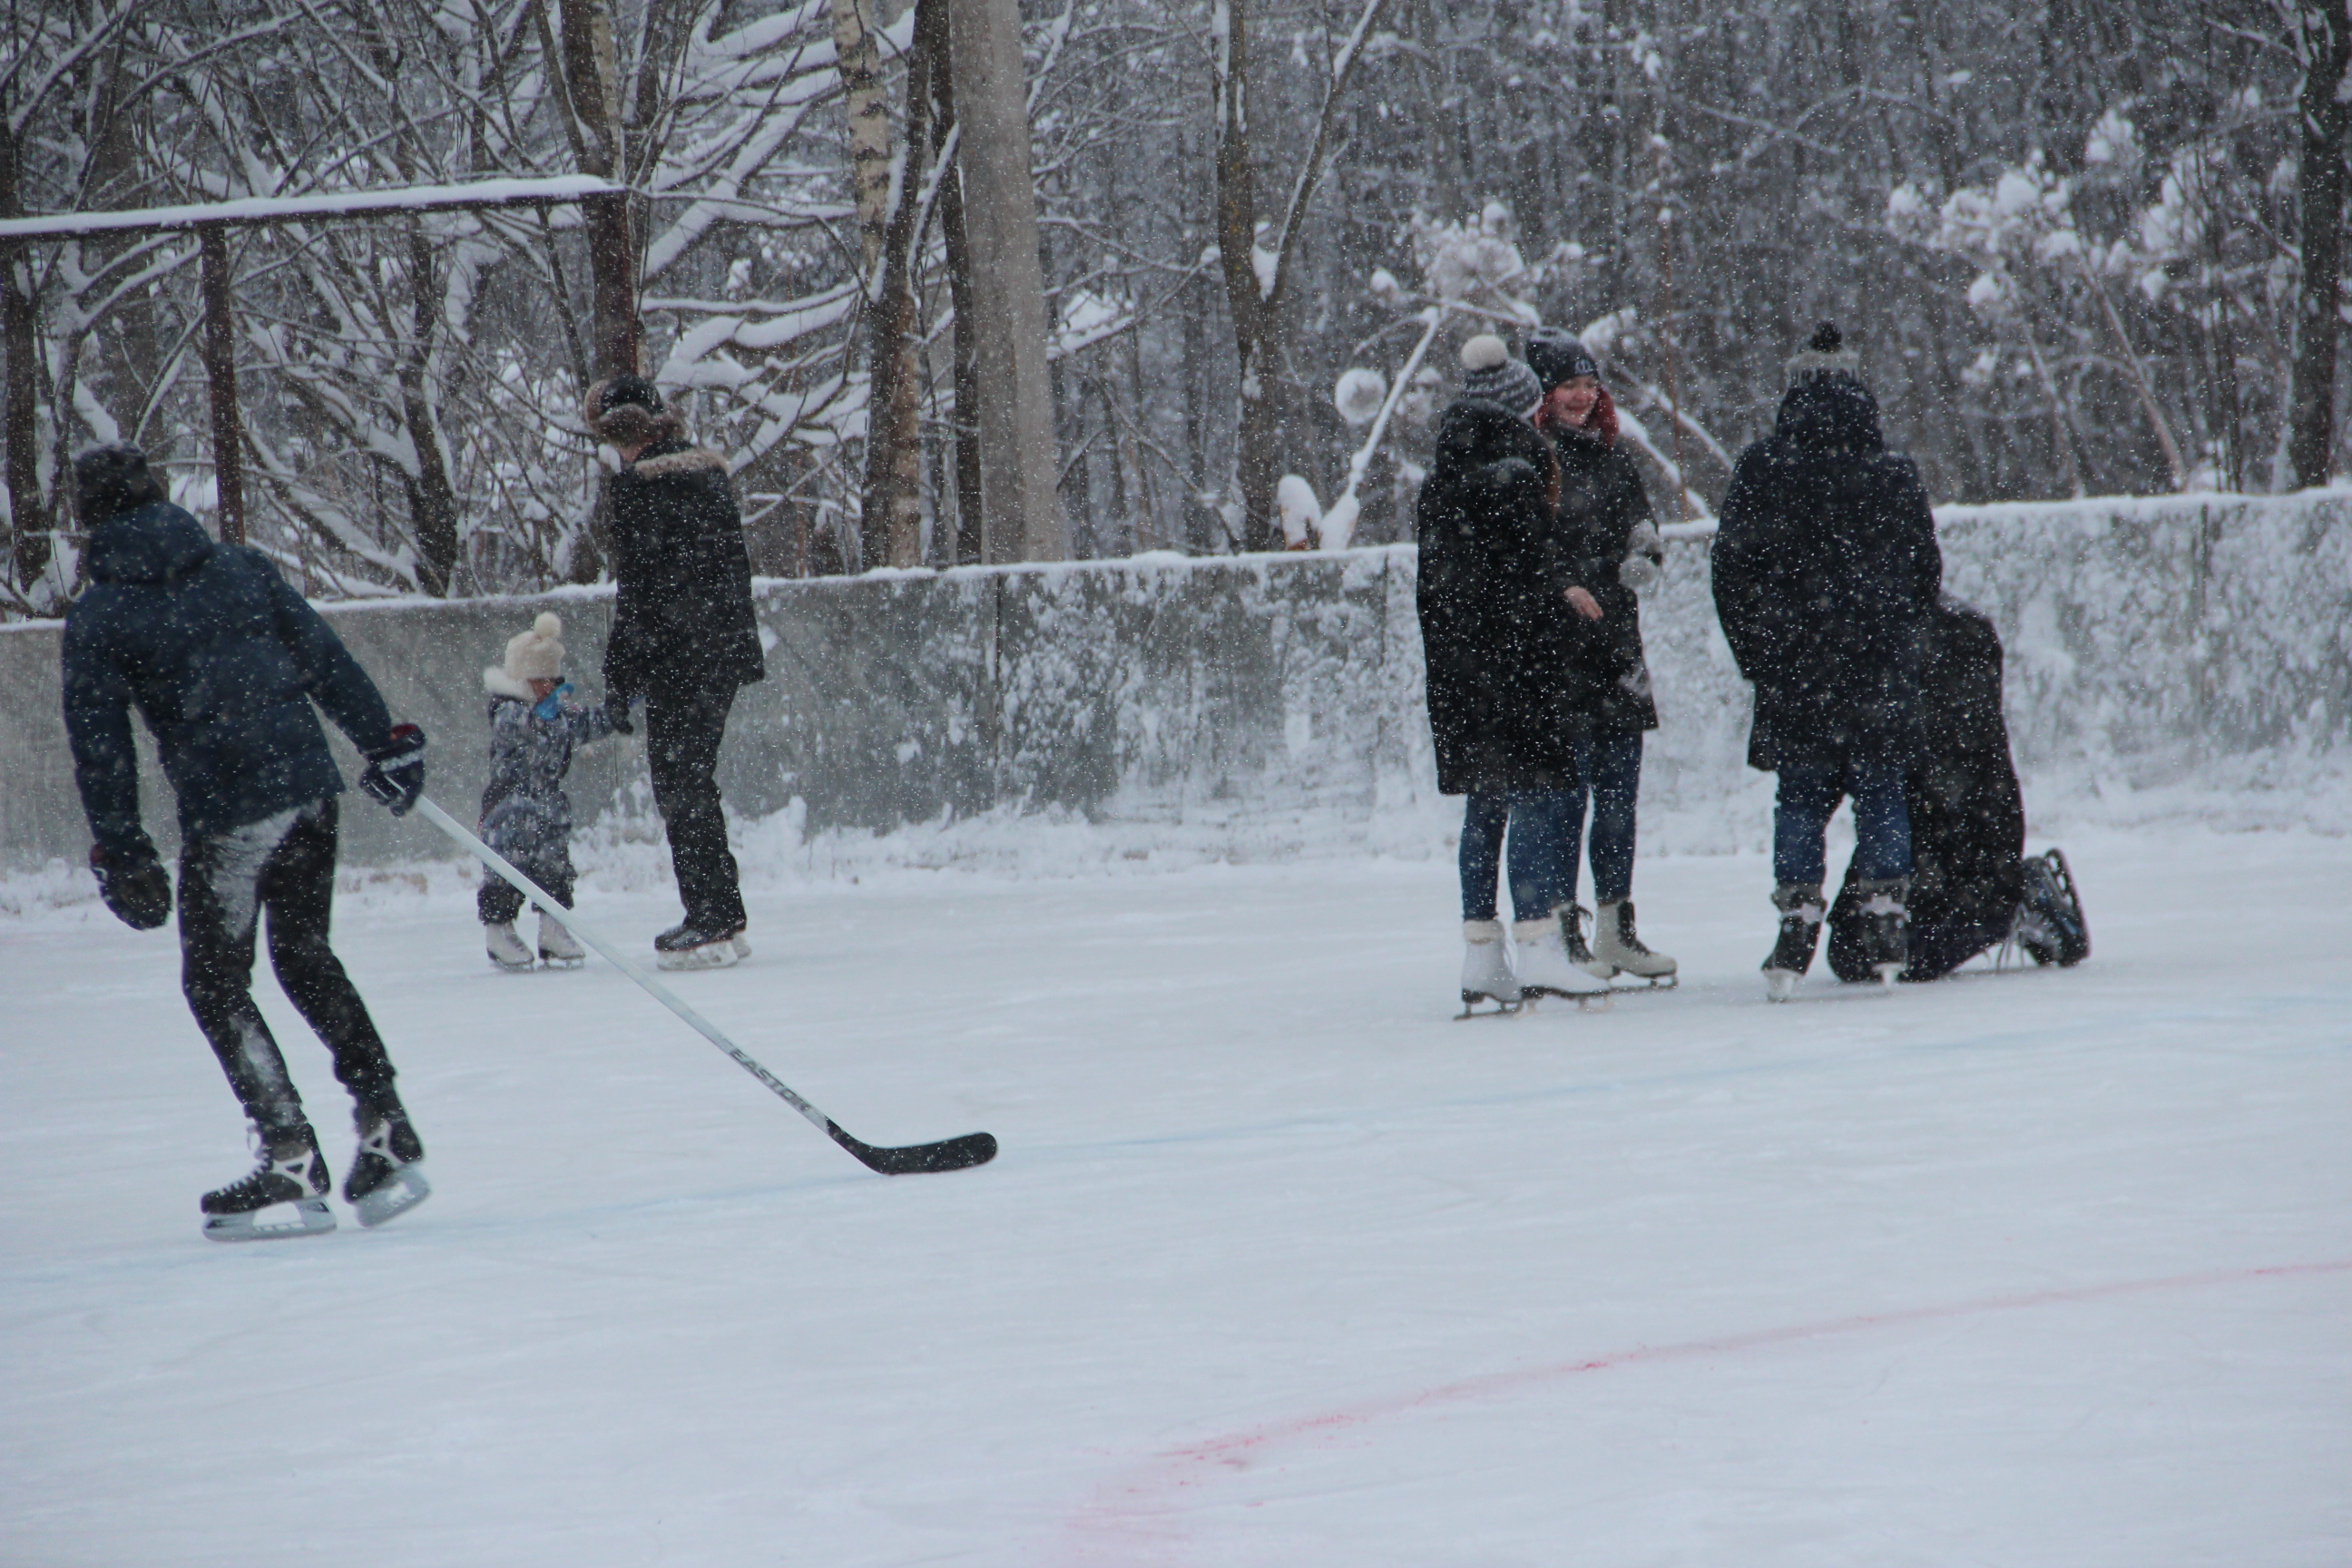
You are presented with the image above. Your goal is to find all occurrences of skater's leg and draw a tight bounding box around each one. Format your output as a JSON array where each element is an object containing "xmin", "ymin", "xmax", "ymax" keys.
[
  {"xmin": 1847, "ymin": 759, "xmax": 1915, "ymax": 880},
  {"xmin": 1562, "ymin": 735, "xmax": 1595, "ymax": 908},
  {"xmin": 1459, "ymin": 793, "xmax": 1509, "ymax": 923},
  {"xmin": 1772, "ymin": 765, "xmax": 1844, "ymax": 888},
  {"xmin": 645, "ymin": 685, "xmax": 745, "ymax": 929},
  {"xmin": 477, "ymin": 870, "xmax": 524, "ymax": 926},
  {"xmin": 259, "ymin": 799, "xmax": 398, "ymax": 1103},
  {"xmin": 1584, "ymin": 732, "xmax": 1642, "ymax": 906},
  {"xmin": 180, "ymin": 808, "xmax": 309, "ymax": 1133},
  {"xmin": 1503, "ymin": 789, "xmax": 1577, "ymax": 925}
]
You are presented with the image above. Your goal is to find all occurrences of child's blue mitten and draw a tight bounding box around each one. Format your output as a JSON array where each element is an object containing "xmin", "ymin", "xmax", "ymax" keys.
[{"xmin": 533, "ymin": 681, "xmax": 575, "ymax": 720}]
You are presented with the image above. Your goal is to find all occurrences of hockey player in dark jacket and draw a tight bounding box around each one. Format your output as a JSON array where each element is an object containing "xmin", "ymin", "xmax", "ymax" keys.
[
  {"xmin": 1711, "ymin": 323, "xmax": 1943, "ymax": 998},
  {"xmin": 1416, "ymin": 335, "xmax": 1612, "ymax": 1012},
  {"xmin": 1826, "ymin": 595, "xmax": 2090, "ymax": 982},
  {"xmin": 588, "ymin": 374, "xmax": 766, "ymax": 969},
  {"xmin": 1526, "ymin": 328, "xmax": 1674, "ymax": 985},
  {"xmin": 475, "ymin": 612, "xmax": 616, "ymax": 969},
  {"xmin": 60, "ymin": 443, "xmax": 431, "ymax": 1240}
]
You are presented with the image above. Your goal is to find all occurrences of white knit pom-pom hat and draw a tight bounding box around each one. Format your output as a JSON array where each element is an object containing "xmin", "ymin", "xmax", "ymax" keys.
[
  {"xmin": 1459, "ymin": 334, "xmax": 1544, "ymax": 414},
  {"xmin": 496, "ymin": 612, "xmax": 564, "ymax": 685}
]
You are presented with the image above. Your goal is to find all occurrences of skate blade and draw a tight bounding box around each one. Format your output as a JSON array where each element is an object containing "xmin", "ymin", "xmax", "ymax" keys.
[
  {"xmin": 1455, "ymin": 994, "xmax": 1523, "ymax": 1019},
  {"xmin": 202, "ymin": 1197, "xmax": 336, "ymax": 1243},
  {"xmin": 487, "ymin": 952, "xmax": 536, "ymax": 972},
  {"xmin": 538, "ymin": 954, "xmax": 584, "ymax": 969},
  {"xmin": 655, "ymin": 941, "xmax": 744, "ymax": 972},
  {"xmin": 1519, "ymin": 988, "xmax": 1615, "ymax": 1014},
  {"xmin": 352, "ymin": 1165, "xmax": 431, "ymax": 1229}
]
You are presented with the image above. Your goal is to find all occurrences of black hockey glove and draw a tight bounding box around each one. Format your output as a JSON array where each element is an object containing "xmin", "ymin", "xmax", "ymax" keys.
[
  {"xmin": 603, "ymin": 693, "xmax": 638, "ymax": 735},
  {"xmin": 359, "ymin": 722, "xmax": 427, "ymax": 816},
  {"xmin": 91, "ymin": 838, "xmax": 172, "ymax": 930}
]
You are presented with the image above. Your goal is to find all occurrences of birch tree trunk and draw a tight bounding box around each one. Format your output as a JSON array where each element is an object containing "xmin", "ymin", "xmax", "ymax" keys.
[{"xmin": 856, "ymin": 0, "xmax": 943, "ymax": 571}]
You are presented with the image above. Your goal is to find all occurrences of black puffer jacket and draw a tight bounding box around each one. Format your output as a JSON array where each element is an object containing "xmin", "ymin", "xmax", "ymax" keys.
[
  {"xmin": 603, "ymin": 431, "xmax": 766, "ymax": 704},
  {"xmin": 1710, "ymin": 377, "xmax": 1942, "ymax": 769},
  {"xmin": 62, "ymin": 501, "xmax": 396, "ymax": 853},
  {"xmin": 1415, "ymin": 397, "xmax": 1605, "ymax": 796},
  {"xmin": 1548, "ymin": 423, "xmax": 1661, "ymax": 733},
  {"xmin": 1829, "ymin": 595, "xmax": 2025, "ymax": 981}
]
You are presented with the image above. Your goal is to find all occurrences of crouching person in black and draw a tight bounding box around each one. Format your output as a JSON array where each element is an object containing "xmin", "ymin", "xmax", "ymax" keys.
[
  {"xmin": 1826, "ymin": 595, "xmax": 2090, "ymax": 982},
  {"xmin": 61, "ymin": 444, "xmax": 432, "ymax": 1241},
  {"xmin": 587, "ymin": 375, "xmax": 767, "ymax": 970}
]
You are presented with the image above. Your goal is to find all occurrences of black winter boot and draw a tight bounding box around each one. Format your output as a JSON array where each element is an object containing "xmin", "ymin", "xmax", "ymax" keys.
[
  {"xmin": 201, "ymin": 1122, "xmax": 336, "ymax": 1241},
  {"xmin": 1763, "ymin": 884, "xmax": 1825, "ymax": 1003}
]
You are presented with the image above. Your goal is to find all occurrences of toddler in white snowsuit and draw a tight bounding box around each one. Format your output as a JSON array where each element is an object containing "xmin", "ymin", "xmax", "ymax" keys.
[{"xmin": 478, "ymin": 612, "xmax": 616, "ymax": 968}]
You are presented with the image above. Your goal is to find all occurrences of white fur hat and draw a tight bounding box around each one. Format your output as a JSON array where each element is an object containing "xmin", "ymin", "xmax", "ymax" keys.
[{"xmin": 486, "ymin": 612, "xmax": 564, "ymax": 693}]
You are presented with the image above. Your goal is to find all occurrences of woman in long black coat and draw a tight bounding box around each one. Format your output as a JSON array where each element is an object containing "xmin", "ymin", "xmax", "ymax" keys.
[
  {"xmin": 1526, "ymin": 328, "xmax": 1675, "ymax": 984},
  {"xmin": 1711, "ymin": 324, "xmax": 1943, "ymax": 995},
  {"xmin": 1416, "ymin": 336, "xmax": 1610, "ymax": 1008}
]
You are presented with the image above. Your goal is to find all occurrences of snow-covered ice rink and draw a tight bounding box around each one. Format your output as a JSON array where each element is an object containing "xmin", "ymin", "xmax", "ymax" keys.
[{"xmin": 4, "ymin": 825, "xmax": 2348, "ymax": 1566}]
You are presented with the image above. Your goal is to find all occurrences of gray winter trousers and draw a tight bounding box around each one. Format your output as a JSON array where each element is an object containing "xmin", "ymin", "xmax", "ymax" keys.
[{"xmin": 178, "ymin": 796, "xmax": 397, "ymax": 1134}]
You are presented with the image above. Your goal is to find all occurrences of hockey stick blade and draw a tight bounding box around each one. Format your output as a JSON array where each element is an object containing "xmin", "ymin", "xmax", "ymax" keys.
[
  {"xmin": 412, "ymin": 796, "xmax": 997, "ymax": 1178},
  {"xmin": 830, "ymin": 1124, "xmax": 998, "ymax": 1175}
]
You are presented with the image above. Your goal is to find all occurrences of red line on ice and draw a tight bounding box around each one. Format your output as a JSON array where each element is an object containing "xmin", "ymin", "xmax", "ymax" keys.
[{"xmin": 1057, "ymin": 1259, "xmax": 2352, "ymax": 1566}]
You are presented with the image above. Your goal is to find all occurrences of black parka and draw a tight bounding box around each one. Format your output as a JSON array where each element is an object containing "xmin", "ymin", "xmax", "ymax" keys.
[
  {"xmin": 1710, "ymin": 377, "xmax": 1942, "ymax": 769},
  {"xmin": 1415, "ymin": 397, "xmax": 1605, "ymax": 796},
  {"xmin": 1548, "ymin": 423, "xmax": 1661, "ymax": 733},
  {"xmin": 1828, "ymin": 595, "xmax": 2025, "ymax": 982},
  {"xmin": 603, "ymin": 434, "xmax": 766, "ymax": 704},
  {"xmin": 62, "ymin": 500, "xmax": 396, "ymax": 855}
]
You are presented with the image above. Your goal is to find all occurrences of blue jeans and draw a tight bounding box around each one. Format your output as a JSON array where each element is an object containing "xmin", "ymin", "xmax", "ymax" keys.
[
  {"xmin": 1774, "ymin": 760, "xmax": 1913, "ymax": 887},
  {"xmin": 1568, "ymin": 732, "xmax": 1642, "ymax": 906},
  {"xmin": 1461, "ymin": 789, "xmax": 1578, "ymax": 923}
]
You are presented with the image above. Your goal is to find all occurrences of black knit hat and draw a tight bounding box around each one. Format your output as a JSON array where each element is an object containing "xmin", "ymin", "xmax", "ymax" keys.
[
  {"xmin": 1526, "ymin": 328, "xmax": 1599, "ymax": 388},
  {"xmin": 595, "ymin": 373, "xmax": 665, "ymax": 417},
  {"xmin": 72, "ymin": 443, "xmax": 165, "ymax": 525},
  {"xmin": 1458, "ymin": 335, "xmax": 1544, "ymax": 414}
]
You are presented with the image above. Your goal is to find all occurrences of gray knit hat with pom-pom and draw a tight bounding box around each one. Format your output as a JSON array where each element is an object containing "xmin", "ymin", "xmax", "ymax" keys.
[{"xmin": 1458, "ymin": 335, "xmax": 1544, "ymax": 414}]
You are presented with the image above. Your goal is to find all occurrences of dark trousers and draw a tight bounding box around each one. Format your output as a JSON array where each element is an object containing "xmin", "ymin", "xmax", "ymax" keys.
[
  {"xmin": 1774, "ymin": 760, "xmax": 1913, "ymax": 887},
  {"xmin": 646, "ymin": 684, "xmax": 745, "ymax": 928},
  {"xmin": 1460, "ymin": 789, "xmax": 1578, "ymax": 923},
  {"xmin": 177, "ymin": 797, "xmax": 396, "ymax": 1134},
  {"xmin": 1567, "ymin": 731, "xmax": 1642, "ymax": 906},
  {"xmin": 477, "ymin": 857, "xmax": 574, "ymax": 926}
]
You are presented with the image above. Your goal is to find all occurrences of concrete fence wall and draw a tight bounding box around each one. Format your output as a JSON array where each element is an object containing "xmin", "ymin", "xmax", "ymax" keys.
[{"xmin": 2, "ymin": 492, "xmax": 2346, "ymax": 874}]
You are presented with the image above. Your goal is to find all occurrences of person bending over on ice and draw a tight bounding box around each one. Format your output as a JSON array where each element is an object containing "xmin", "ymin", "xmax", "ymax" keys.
[
  {"xmin": 1525, "ymin": 328, "xmax": 1677, "ymax": 986},
  {"xmin": 1416, "ymin": 336, "xmax": 1613, "ymax": 1014},
  {"xmin": 1710, "ymin": 323, "xmax": 1944, "ymax": 1000},
  {"xmin": 1821, "ymin": 594, "xmax": 2089, "ymax": 983},
  {"xmin": 589, "ymin": 374, "xmax": 767, "ymax": 970},
  {"xmin": 476, "ymin": 612, "xmax": 620, "ymax": 970},
  {"xmin": 61, "ymin": 443, "xmax": 433, "ymax": 1241}
]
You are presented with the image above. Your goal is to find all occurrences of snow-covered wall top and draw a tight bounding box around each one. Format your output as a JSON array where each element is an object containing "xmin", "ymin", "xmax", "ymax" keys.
[{"xmin": 0, "ymin": 492, "xmax": 2345, "ymax": 874}]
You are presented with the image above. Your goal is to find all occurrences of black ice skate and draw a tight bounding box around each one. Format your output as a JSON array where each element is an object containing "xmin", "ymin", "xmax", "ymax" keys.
[
  {"xmin": 344, "ymin": 1096, "xmax": 429, "ymax": 1229},
  {"xmin": 654, "ymin": 916, "xmax": 750, "ymax": 971},
  {"xmin": 1762, "ymin": 884, "xmax": 1825, "ymax": 1003},
  {"xmin": 1848, "ymin": 876, "xmax": 1910, "ymax": 987},
  {"xmin": 201, "ymin": 1122, "xmax": 336, "ymax": 1242},
  {"xmin": 2012, "ymin": 849, "xmax": 2090, "ymax": 967}
]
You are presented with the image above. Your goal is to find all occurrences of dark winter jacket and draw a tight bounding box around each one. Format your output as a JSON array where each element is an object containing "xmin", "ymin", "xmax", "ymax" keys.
[
  {"xmin": 1829, "ymin": 594, "xmax": 2025, "ymax": 982},
  {"xmin": 603, "ymin": 430, "xmax": 766, "ymax": 705},
  {"xmin": 1710, "ymin": 377, "xmax": 1942, "ymax": 769},
  {"xmin": 62, "ymin": 500, "xmax": 396, "ymax": 854},
  {"xmin": 477, "ymin": 676, "xmax": 616, "ymax": 867},
  {"xmin": 1545, "ymin": 409, "xmax": 1661, "ymax": 733},
  {"xmin": 1415, "ymin": 397, "xmax": 1606, "ymax": 795}
]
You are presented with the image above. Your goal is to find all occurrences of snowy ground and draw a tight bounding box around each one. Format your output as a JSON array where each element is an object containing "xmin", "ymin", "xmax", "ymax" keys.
[{"xmin": 3, "ymin": 824, "xmax": 2348, "ymax": 1567}]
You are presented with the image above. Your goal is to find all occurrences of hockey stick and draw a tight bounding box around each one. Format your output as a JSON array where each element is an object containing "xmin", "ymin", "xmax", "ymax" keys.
[{"xmin": 412, "ymin": 795, "xmax": 996, "ymax": 1176}]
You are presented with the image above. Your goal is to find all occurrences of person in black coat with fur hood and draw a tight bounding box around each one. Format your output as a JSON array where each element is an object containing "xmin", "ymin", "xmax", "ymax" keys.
[
  {"xmin": 1416, "ymin": 336, "xmax": 1612, "ymax": 1010},
  {"xmin": 1525, "ymin": 328, "xmax": 1675, "ymax": 985},
  {"xmin": 586, "ymin": 375, "xmax": 766, "ymax": 970},
  {"xmin": 1711, "ymin": 324, "xmax": 1943, "ymax": 997}
]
